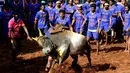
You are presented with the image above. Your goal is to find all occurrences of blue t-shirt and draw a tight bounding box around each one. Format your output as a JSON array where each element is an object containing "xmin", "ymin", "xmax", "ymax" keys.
[
  {"xmin": 35, "ymin": 11, "xmax": 49, "ymax": 29},
  {"xmin": 82, "ymin": 2, "xmax": 91, "ymax": 14},
  {"xmin": 55, "ymin": 17, "xmax": 70, "ymax": 27},
  {"xmin": 65, "ymin": 4, "xmax": 74, "ymax": 18},
  {"xmin": 73, "ymin": 11, "xmax": 85, "ymax": 29},
  {"xmin": 100, "ymin": 9, "xmax": 112, "ymax": 24},
  {"xmin": 109, "ymin": 5, "xmax": 118, "ymax": 21},
  {"xmin": 45, "ymin": 7, "xmax": 55, "ymax": 22},
  {"xmin": 2, "ymin": 10, "xmax": 13, "ymax": 26},
  {"xmin": 53, "ymin": 7, "xmax": 61, "ymax": 21},
  {"xmin": 86, "ymin": 12, "xmax": 100, "ymax": 30},
  {"xmin": 10, "ymin": 2, "xmax": 23, "ymax": 17},
  {"xmin": 116, "ymin": 3, "xmax": 125, "ymax": 15},
  {"xmin": 29, "ymin": 3, "xmax": 40, "ymax": 24},
  {"xmin": 123, "ymin": 12, "xmax": 130, "ymax": 31},
  {"xmin": 61, "ymin": 2, "xmax": 67, "ymax": 9}
]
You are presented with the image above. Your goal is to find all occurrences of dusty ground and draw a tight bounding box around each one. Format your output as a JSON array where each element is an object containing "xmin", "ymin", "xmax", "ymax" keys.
[{"xmin": 0, "ymin": 40, "xmax": 130, "ymax": 73}]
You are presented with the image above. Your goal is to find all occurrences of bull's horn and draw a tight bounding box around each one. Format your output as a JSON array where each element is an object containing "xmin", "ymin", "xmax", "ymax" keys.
[{"xmin": 32, "ymin": 37, "xmax": 38, "ymax": 41}]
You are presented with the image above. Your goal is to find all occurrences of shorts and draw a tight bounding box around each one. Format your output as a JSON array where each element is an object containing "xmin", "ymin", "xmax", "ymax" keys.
[
  {"xmin": 87, "ymin": 31, "xmax": 99, "ymax": 40},
  {"xmin": 123, "ymin": 31, "xmax": 130, "ymax": 36},
  {"xmin": 100, "ymin": 22, "xmax": 110, "ymax": 32}
]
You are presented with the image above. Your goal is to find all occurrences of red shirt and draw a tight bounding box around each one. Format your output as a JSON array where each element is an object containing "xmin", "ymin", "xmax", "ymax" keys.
[{"xmin": 8, "ymin": 17, "xmax": 24, "ymax": 38}]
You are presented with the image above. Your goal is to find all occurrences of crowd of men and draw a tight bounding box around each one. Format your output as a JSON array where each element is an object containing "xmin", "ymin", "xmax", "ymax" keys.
[{"xmin": 0, "ymin": 0, "xmax": 130, "ymax": 62}]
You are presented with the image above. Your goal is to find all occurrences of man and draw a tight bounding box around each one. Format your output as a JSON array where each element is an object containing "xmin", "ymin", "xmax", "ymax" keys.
[
  {"xmin": 100, "ymin": 3, "xmax": 112, "ymax": 46},
  {"xmin": 73, "ymin": 0, "xmax": 80, "ymax": 11},
  {"xmin": 71, "ymin": 4, "xmax": 87, "ymax": 34},
  {"xmin": 60, "ymin": 0, "xmax": 67, "ymax": 9},
  {"xmin": 45, "ymin": 1, "xmax": 55, "ymax": 26},
  {"xmin": 109, "ymin": 0, "xmax": 118, "ymax": 42},
  {"xmin": 123, "ymin": 5, "xmax": 130, "ymax": 52},
  {"xmin": 65, "ymin": 0, "xmax": 74, "ymax": 24},
  {"xmin": 34, "ymin": 4, "xmax": 50, "ymax": 37},
  {"xmin": 28, "ymin": 0, "xmax": 40, "ymax": 37},
  {"xmin": 10, "ymin": 0, "xmax": 23, "ymax": 18},
  {"xmin": 116, "ymin": 0, "xmax": 126, "ymax": 40},
  {"xmin": 90, "ymin": 0, "xmax": 100, "ymax": 13},
  {"xmin": 55, "ymin": 10, "xmax": 70, "ymax": 28},
  {"xmin": 86, "ymin": 4, "xmax": 100, "ymax": 55},
  {"xmin": 53, "ymin": 1, "xmax": 62, "ymax": 24},
  {"xmin": 8, "ymin": 11, "xmax": 32, "ymax": 62},
  {"xmin": 82, "ymin": 0, "xmax": 91, "ymax": 14},
  {"xmin": 2, "ymin": 5, "xmax": 13, "ymax": 44}
]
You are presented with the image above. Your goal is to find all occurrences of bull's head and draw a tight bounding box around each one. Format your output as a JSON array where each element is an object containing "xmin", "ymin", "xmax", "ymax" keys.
[{"xmin": 37, "ymin": 36, "xmax": 56, "ymax": 55}]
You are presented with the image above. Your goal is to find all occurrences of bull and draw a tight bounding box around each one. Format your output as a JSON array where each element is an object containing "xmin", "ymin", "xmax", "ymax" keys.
[{"xmin": 37, "ymin": 30, "xmax": 92, "ymax": 73}]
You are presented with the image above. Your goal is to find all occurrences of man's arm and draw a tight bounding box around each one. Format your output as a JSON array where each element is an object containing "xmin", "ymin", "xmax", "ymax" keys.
[
  {"xmin": 23, "ymin": 25, "xmax": 32, "ymax": 40},
  {"xmin": 80, "ymin": 14, "xmax": 87, "ymax": 34}
]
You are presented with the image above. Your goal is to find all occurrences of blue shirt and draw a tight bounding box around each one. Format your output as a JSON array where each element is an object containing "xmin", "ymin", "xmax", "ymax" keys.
[
  {"xmin": 2, "ymin": 10, "xmax": 13, "ymax": 26},
  {"xmin": 73, "ymin": 11, "xmax": 85, "ymax": 28},
  {"xmin": 65, "ymin": 4, "xmax": 74, "ymax": 18},
  {"xmin": 123, "ymin": 12, "xmax": 130, "ymax": 30},
  {"xmin": 82, "ymin": 2, "xmax": 91, "ymax": 14},
  {"xmin": 100, "ymin": 9, "xmax": 112, "ymax": 23},
  {"xmin": 116, "ymin": 3, "xmax": 125, "ymax": 15},
  {"xmin": 53, "ymin": 7, "xmax": 61, "ymax": 21},
  {"xmin": 10, "ymin": 2, "xmax": 23, "ymax": 17},
  {"xmin": 35, "ymin": 11, "xmax": 49, "ymax": 28},
  {"xmin": 61, "ymin": 2, "xmax": 67, "ymax": 9},
  {"xmin": 45, "ymin": 7, "xmax": 55, "ymax": 22},
  {"xmin": 55, "ymin": 17, "xmax": 70, "ymax": 27},
  {"xmin": 86, "ymin": 12, "xmax": 100, "ymax": 30},
  {"xmin": 29, "ymin": 3, "xmax": 40, "ymax": 24},
  {"xmin": 109, "ymin": 5, "xmax": 118, "ymax": 21}
]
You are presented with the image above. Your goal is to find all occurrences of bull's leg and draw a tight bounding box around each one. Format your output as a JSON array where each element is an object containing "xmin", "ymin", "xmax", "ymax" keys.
[
  {"xmin": 85, "ymin": 46, "xmax": 91, "ymax": 67},
  {"xmin": 48, "ymin": 60, "xmax": 57, "ymax": 73},
  {"xmin": 45, "ymin": 56, "xmax": 53, "ymax": 72},
  {"xmin": 71, "ymin": 55, "xmax": 78, "ymax": 65}
]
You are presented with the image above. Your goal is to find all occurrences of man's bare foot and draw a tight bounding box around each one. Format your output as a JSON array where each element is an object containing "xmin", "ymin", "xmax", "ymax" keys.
[{"xmin": 124, "ymin": 49, "xmax": 128, "ymax": 52}]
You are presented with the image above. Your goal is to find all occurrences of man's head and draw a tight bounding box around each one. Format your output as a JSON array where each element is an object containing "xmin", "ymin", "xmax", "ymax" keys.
[
  {"xmin": 101, "ymin": 0, "xmax": 107, "ymax": 4},
  {"xmin": 32, "ymin": 0, "xmax": 36, "ymax": 4},
  {"xmin": 77, "ymin": 4, "xmax": 82, "ymax": 13},
  {"xmin": 59, "ymin": 10, "xmax": 65, "ymax": 18},
  {"xmin": 56, "ymin": 1, "xmax": 61, "ymax": 8},
  {"xmin": 13, "ymin": 11, "xmax": 19, "ymax": 22},
  {"xmin": 86, "ymin": 0, "xmax": 91, "ymax": 3},
  {"xmin": 68, "ymin": 0, "xmax": 73, "ymax": 5},
  {"xmin": 104, "ymin": 3, "xmax": 109, "ymax": 10},
  {"xmin": 4, "ymin": 5, "xmax": 9, "ymax": 12},
  {"xmin": 75, "ymin": 0, "xmax": 79, "ymax": 4},
  {"xmin": 40, "ymin": 4, "xmax": 46, "ymax": 10},
  {"xmin": 109, "ymin": 0, "xmax": 115, "ymax": 6},
  {"xmin": 91, "ymin": 4, "xmax": 96, "ymax": 13},
  {"xmin": 48, "ymin": 1, "xmax": 53, "ymax": 7},
  {"xmin": 121, "ymin": 0, "xmax": 126, "ymax": 5},
  {"xmin": 14, "ymin": 0, "xmax": 19, "ymax": 4},
  {"xmin": 125, "ymin": 5, "xmax": 129, "ymax": 13},
  {"xmin": 91, "ymin": 0, "xmax": 96, "ymax": 4}
]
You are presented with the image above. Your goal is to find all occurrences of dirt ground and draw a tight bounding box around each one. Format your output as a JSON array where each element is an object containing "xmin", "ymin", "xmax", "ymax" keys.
[{"xmin": 0, "ymin": 40, "xmax": 130, "ymax": 73}]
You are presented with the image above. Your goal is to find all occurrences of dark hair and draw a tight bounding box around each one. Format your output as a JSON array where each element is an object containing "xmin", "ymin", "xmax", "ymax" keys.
[
  {"xmin": 91, "ymin": 4, "xmax": 96, "ymax": 8},
  {"xmin": 125, "ymin": 4, "xmax": 129, "ymax": 8},
  {"xmin": 91, "ymin": 0, "xmax": 96, "ymax": 2},
  {"xmin": 4, "ymin": 5, "xmax": 9, "ymax": 11},
  {"xmin": 59, "ymin": 9, "xmax": 66, "ymax": 14}
]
